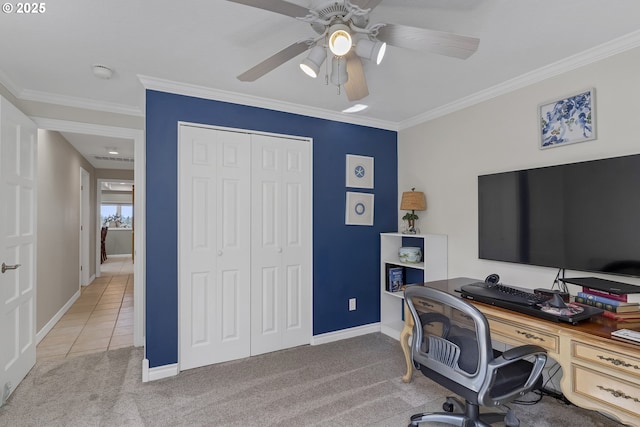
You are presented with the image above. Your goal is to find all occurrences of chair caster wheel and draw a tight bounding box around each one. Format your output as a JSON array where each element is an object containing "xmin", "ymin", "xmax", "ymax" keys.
[
  {"xmin": 504, "ymin": 409, "xmax": 520, "ymax": 427},
  {"xmin": 442, "ymin": 402, "xmax": 455, "ymax": 412}
]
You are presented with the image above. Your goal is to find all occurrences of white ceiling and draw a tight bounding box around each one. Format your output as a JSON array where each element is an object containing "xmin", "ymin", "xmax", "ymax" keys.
[
  {"xmin": 61, "ymin": 132, "xmax": 134, "ymax": 170},
  {"xmin": 2, "ymin": 0, "xmax": 640, "ymax": 167}
]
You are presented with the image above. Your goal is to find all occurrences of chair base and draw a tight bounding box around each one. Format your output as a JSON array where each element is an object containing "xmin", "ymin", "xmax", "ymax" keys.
[{"xmin": 408, "ymin": 397, "xmax": 519, "ymax": 427}]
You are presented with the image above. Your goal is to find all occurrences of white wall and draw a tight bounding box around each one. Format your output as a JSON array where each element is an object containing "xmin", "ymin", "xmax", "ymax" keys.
[
  {"xmin": 36, "ymin": 130, "xmax": 96, "ymax": 331},
  {"xmin": 398, "ymin": 46, "xmax": 640, "ymax": 292}
]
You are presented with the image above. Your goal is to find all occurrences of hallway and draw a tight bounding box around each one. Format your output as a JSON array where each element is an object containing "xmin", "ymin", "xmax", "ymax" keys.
[{"xmin": 36, "ymin": 255, "xmax": 134, "ymax": 361}]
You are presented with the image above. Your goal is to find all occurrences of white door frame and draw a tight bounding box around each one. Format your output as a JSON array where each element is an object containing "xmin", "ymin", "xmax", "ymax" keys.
[
  {"xmin": 30, "ymin": 118, "xmax": 145, "ymax": 348},
  {"xmin": 97, "ymin": 178, "xmax": 134, "ymax": 261},
  {"xmin": 79, "ymin": 167, "xmax": 91, "ymax": 286}
]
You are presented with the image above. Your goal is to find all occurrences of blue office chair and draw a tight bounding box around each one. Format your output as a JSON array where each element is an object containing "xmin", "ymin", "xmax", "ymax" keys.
[{"xmin": 404, "ymin": 285, "xmax": 548, "ymax": 427}]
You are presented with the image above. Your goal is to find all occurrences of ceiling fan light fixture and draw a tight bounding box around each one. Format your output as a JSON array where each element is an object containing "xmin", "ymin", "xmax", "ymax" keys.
[
  {"xmin": 300, "ymin": 45, "xmax": 327, "ymax": 78},
  {"xmin": 328, "ymin": 24, "xmax": 352, "ymax": 56},
  {"xmin": 355, "ymin": 39, "xmax": 387, "ymax": 65},
  {"xmin": 330, "ymin": 56, "xmax": 348, "ymax": 86}
]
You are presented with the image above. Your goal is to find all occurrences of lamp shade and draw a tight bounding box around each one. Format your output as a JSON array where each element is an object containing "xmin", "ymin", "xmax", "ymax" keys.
[
  {"xmin": 400, "ymin": 191, "xmax": 426, "ymax": 211},
  {"xmin": 300, "ymin": 45, "xmax": 327, "ymax": 78},
  {"xmin": 328, "ymin": 24, "xmax": 352, "ymax": 56},
  {"xmin": 355, "ymin": 38, "xmax": 386, "ymax": 65}
]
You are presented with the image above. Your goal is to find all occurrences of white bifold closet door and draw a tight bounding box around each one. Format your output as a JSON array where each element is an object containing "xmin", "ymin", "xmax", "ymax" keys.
[
  {"xmin": 178, "ymin": 124, "xmax": 311, "ymax": 371},
  {"xmin": 179, "ymin": 125, "xmax": 251, "ymax": 370},
  {"xmin": 250, "ymin": 134, "xmax": 311, "ymax": 356}
]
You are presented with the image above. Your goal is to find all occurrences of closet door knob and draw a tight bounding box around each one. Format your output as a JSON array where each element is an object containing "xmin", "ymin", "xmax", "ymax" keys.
[
  {"xmin": 276, "ymin": 247, "xmax": 282, "ymax": 253},
  {"xmin": 217, "ymin": 250, "xmax": 223, "ymax": 256}
]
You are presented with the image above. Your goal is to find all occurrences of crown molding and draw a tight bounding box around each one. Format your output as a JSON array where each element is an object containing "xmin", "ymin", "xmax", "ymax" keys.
[
  {"xmin": 137, "ymin": 75, "xmax": 399, "ymax": 131},
  {"xmin": 31, "ymin": 117, "xmax": 143, "ymax": 140},
  {"xmin": 0, "ymin": 68, "xmax": 22, "ymax": 98},
  {"xmin": 0, "ymin": 67, "xmax": 144, "ymax": 116},
  {"xmin": 20, "ymin": 89, "xmax": 144, "ymax": 116},
  {"xmin": 399, "ymin": 29, "xmax": 640, "ymax": 130}
]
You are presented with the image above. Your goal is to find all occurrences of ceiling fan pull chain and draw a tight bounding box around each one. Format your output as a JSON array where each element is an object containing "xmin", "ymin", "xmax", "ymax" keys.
[{"xmin": 324, "ymin": 44, "xmax": 330, "ymax": 85}]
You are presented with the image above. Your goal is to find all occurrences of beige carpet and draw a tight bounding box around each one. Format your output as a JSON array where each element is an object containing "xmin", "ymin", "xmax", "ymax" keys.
[{"xmin": 0, "ymin": 333, "xmax": 623, "ymax": 426}]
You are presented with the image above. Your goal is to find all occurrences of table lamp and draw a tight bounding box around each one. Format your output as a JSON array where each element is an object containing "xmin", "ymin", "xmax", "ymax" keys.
[{"xmin": 400, "ymin": 188, "xmax": 426, "ymax": 234}]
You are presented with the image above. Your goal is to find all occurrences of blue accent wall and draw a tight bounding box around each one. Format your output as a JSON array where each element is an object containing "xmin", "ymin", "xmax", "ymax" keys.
[{"xmin": 145, "ymin": 90, "xmax": 397, "ymax": 368}]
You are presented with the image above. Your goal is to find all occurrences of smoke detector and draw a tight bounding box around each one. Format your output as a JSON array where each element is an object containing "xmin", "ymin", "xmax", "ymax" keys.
[{"xmin": 92, "ymin": 64, "xmax": 113, "ymax": 79}]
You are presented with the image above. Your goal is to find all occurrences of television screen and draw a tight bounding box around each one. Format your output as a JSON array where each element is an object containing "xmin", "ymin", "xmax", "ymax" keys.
[{"xmin": 478, "ymin": 154, "xmax": 640, "ymax": 277}]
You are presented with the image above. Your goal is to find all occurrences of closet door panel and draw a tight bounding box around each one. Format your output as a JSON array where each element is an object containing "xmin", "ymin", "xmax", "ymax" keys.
[
  {"xmin": 251, "ymin": 134, "xmax": 311, "ymax": 356},
  {"xmin": 179, "ymin": 126, "xmax": 250, "ymax": 370},
  {"xmin": 281, "ymin": 142, "xmax": 311, "ymax": 348}
]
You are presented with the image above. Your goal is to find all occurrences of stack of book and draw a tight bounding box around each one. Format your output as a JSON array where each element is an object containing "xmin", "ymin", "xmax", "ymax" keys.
[{"xmin": 575, "ymin": 287, "xmax": 640, "ymax": 326}]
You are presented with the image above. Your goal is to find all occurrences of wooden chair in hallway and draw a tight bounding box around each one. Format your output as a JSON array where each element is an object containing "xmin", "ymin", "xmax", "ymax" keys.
[{"xmin": 101, "ymin": 226, "xmax": 108, "ymax": 263}]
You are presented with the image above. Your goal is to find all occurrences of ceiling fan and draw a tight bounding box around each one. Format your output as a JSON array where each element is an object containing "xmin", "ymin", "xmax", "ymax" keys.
[{"xmin": 227, "ymin": 0, "xmax": 480, "ymax": 102}]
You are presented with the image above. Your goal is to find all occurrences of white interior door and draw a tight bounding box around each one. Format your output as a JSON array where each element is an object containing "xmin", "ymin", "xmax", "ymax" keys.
[
  {"xmin": 0, "ymin": 97, "xmax": 37, "ymax": 406},
  {"xmin": 179, "ymin": 125, "xmax": 251, "ymax": 370},
  {"xmin": 79, "ymin": 167, "xmax": 90, "ymax": 286},
  {"xmin": 250, "ymin": 134, "xmax": 311, "ymax": 356}
]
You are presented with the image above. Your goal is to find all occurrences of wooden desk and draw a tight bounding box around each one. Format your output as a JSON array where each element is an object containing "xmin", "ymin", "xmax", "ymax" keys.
[{"xmin": 400, "ymin": 277, "xmax": 640, "ymax": 427}]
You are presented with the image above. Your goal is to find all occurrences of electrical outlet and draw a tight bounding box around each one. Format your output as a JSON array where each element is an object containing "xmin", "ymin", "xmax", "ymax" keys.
[{"xmin": 349, "ymin": 298, "xmax": 356, "ymax": 311}]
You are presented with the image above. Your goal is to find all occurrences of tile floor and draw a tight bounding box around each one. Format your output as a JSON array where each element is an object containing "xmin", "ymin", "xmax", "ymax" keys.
[{"xmin": 36, "ymin": 254, "xmax": 134, "ymax": 361}]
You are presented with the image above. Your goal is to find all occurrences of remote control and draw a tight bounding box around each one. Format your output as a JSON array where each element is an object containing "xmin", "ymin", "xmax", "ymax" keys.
[{"xmin": 611, "ymin": 329, "xmax": 640, "ymax": 343}]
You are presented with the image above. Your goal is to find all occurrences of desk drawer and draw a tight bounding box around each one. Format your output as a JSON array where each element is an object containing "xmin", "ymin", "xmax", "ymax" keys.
[
  {"xmin": 573, "ymin": 341, "xmax": 640, "ymax": 381},
  {"xmin": 486, "ymin": 318, "xmax": 558, "ymax": 353},
  {"xmin": 573, "ymin": 364, "xmax": 640, "ymax": 418}
]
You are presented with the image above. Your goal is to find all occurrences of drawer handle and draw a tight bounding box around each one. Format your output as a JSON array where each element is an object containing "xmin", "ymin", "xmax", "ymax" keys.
[
  {"xmin": 418, "ymin": 301, "xmax": 434, "ymax": 309},
  {"xmin": 515, "ymin": 330, "xmax": 544, "ymax": 342},
  {"xmin": 597, "ymin": 355, "xmax": 640, "ymax": 370},
  {"xmin": 597, "ymin": 385, "xmax": 640, "ymax": 403}
]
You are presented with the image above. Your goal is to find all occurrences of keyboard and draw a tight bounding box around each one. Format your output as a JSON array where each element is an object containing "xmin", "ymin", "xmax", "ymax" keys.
[
  {"xmin": 459, "ymin": 281, "xmax": 603, "ymax": 324},
  {"xmin": 460, "ymin": 282, "xmax": 550, "ymax": 306}
]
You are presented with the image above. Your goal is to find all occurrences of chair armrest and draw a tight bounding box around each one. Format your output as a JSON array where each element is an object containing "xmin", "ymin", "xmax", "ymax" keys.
[
  {"xmin": 478, "ymin": 345, "xmax": 547, "ymax": 406},
  {"xmin": 501, "ymin": 344, "xmax": 546, "ymax": 361}
]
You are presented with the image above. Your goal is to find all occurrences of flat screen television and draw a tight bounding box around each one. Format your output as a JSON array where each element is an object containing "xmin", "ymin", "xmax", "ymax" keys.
[{"xmin": 478, "ymin": 153, "xmax": 640, "ymax": 278}]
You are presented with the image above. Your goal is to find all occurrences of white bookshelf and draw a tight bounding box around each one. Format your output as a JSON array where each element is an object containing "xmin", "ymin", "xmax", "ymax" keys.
[{"xmin": 380, "ymin": 232, "xmax": 448, "ymax": 339}]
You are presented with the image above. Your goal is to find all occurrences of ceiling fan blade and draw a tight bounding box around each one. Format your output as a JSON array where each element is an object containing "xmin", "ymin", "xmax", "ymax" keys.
[
  {"xmin": 343, "ymin": 53, "xmax": 369, "ymax": 102},
  {"xmin": 349, "ymin": 0, "xmax": 384, "ymax": 10},
  {"xmin": 377, "ymin": 23, "xmax": 480, "ymax": 59},
  {"xmin": 226, "ymin": 0, "xmax": 309, "ymax": 18},
  {"xmin": 237, "ymin": 41, "xmax": 311, "ymax": 82}
]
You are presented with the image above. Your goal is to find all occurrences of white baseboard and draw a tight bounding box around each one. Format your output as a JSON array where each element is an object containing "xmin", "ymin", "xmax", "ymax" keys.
[
  {"xmin": 142, "ymin": 359, "xmax": 178, "ymax": 382},
  {"xmin": 311, "ymin": 323, "xmax": 381, "ymax": 346},
  {"xmin": 36, "ymin": 289, "xmax": 81, "ymax": 344},
  {"xmin": 83, "ymin": 274, "xmax": 96, "ymax": 286}
]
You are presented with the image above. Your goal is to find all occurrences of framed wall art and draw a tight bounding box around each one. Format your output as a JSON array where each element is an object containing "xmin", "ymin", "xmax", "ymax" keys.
[
  {"xmin": 346, "ymin": 154, "xmax": 374, "ymax": 188},
  {"xmin": 345, "ymin": 191, "xmax": 374, "ymax": 226},
  {"xmin": 539, "ymin": 88, "xmax": 596, "ymax": 149}
]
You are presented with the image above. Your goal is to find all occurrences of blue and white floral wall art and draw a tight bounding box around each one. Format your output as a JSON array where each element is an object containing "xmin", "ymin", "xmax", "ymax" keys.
[{"xmin": 539, "ymin": 88, "xmax": 596, "ymax": 149}]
